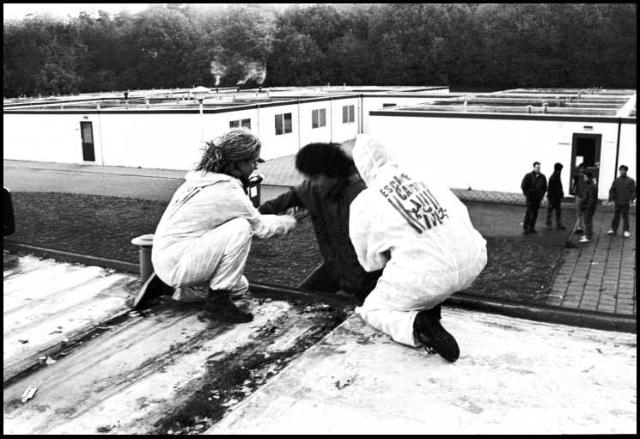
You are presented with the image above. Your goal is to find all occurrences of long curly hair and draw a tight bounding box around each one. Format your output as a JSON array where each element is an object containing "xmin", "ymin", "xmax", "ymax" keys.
[{"xmin": 196, "ymin": 128, "xmax": 261, "ymax": 173}]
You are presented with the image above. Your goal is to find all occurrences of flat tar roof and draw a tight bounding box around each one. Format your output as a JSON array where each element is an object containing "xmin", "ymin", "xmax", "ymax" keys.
[
  {"xmin": 385, "ymin": 88, "xmax": 636, "ymax": 118},
  {"xmin": 4, "ymin": 86, "xmax": 635, "ymax": 118},
  {"xmin": 3, "ymin": 85, "xmax": 451, "ymax": 111}
]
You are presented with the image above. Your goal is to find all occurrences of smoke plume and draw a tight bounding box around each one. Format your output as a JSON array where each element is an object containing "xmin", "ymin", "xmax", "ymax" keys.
[
  {"xmin": 210, "ymin": 61, "xmax": 227, "ymax": 87},
  {"xmin": 236, "ymin": 61, "xmax": 267, "ymax": 86}
]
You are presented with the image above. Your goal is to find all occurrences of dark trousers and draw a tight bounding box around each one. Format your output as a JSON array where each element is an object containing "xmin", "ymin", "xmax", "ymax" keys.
[
  {"xmin": 299, "ymin": 263, "xmax": 340, "ymax": 293},
  {"xmin": 611, "ymin": 203, "xmax": 631, "ymax": 232},
  {"xmin": 299, "ymin": 262, "xmax": 381, "ymax": 305},
  {"xmin": 573, "ymin": 196, "xmax": 585, "ymax": 231},
  {"xmin": 584, "ymin": 208, "xmax": 596, "ymax": 239},
  {"xmin": 523, "ymin": 197, "xmax": 542, "ymax": 232},
  {"xmin": 545, "ymin": 200, "xmax": 563, "ymax": 227}
]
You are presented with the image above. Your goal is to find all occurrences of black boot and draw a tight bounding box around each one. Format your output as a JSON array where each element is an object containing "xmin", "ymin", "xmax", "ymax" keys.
[
  {"xmin": 413, "ymin": 306, "xmax": 459, "ymax": 363},
  {"xmin": 205, "ymin": 289, "xmax": 253, "ymax": 323}
]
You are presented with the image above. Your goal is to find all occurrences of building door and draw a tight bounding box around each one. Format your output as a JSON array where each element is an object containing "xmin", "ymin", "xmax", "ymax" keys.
[
  {"xmin": 80, "ymin": 121, "xmax": 95, "ymax": 162},
  {"xmin": 570, "ymin": 133, "xmax": 601, "ymax": 184}
]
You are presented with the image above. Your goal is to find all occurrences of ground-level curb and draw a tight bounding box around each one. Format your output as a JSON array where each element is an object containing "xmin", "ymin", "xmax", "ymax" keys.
[
  {"xmin": 3, "ymin": 240, "xmax": 140, "ymax": 274},
  {"xmin": 446, "ymin": 293, "xmax": 636, "ymax": 333},
  {"xmin": 4, "ymin": 240, "xmax": 635, "ymax": 334},
  {"xmin": 2, "ymin": 240, "xmax": 355, "ymax": 311}
]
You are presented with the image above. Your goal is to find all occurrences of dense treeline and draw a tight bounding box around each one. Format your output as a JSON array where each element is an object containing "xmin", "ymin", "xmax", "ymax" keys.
[{"xmin": 3, "ymin": 3, "xmax": 636, "ymax": 97}]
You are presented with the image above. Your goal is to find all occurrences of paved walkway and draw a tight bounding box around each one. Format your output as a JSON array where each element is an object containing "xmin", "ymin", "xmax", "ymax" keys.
[{"xmin": 547, "ymin": 209, "xmax": 636, "ymax": 315}]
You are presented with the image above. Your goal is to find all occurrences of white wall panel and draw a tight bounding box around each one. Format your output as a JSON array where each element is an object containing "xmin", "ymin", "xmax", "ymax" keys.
[
  {"xmin": 368, "ymin": 114, "xmax": 627, "ymax": 198},
  {"xmin": 4, "ymin": 113, "xmax": 98, "ymax": 165},
  {"xmin": 98, "ymin": 112, "xmax": 202, "ymax": 170},
  {"xmin": 254, "ymin": 103, "xmax": 300, "ymax": 160},
  {"xmin": 331, "ymin": 98, "xmax": 360, "ymax": 143},
  {"xmin": 616, "ymin": 122, "xmax": 637, "ymax": 189},
  {"xmin": 299, "ymin": 101, "xmax": 331, "ymax": 147}
]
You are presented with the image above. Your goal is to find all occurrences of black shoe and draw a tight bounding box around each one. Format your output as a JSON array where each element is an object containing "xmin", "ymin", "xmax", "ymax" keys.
[
  {"xmin": 530, "ymin": 229, "xmax": 538, "ymax": 234},
  {"xmin": 413, "ymin": 308, "xmax": 460, "ymax": 363},
  {"xmin": 557, "ymin": 225, "xmax": 567, "ymax": 230},
  {"xmin": 132, "ymin": 272, "xmax": 175, "ymax": 309},
  {"xmin": 205, "ymin": 290, "xmax": 253, "ymax": 323},
  {"xmin": 523, "ymin": 230, "xmax": 530, "ymax": 235}
]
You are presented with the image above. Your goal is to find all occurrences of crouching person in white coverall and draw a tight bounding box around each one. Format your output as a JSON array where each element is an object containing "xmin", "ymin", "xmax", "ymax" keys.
[
  {"xmin": 152, "ymin": 129, "xmax": 296, "ymax": 323},
  {"xmin": 349, "ymin": 136, "xmax": 487, "ymax": 362}
]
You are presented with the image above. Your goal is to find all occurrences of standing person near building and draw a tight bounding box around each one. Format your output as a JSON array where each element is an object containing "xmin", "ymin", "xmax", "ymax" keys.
[
  {"xmin": 348, "ymin": 135, "xmax": 487, "ymax": 363},
  {"xmin": 521, "ymin": 161, "xmax": 548, "ymax": 235},
  {"xmin": 258, "ymin": 142, "xmax": 382, "ymax": 304},
  {"xmin": 545, "ymin": 162, "xmax": 566, "ymax": 230},
  {"xmin": 570, "ymin": 162, "xmax": 587, "ymax": 235},
  {"xmin": 579, "ymin": 170, "xmax": 599, "ymax": 243},
  {"xmin": 151, "ymin": 129, "xmax": 296, "ymax": 323},
  {"xmin": 607, "ymin": 165, "xmax": 636, "ymax": 238}
]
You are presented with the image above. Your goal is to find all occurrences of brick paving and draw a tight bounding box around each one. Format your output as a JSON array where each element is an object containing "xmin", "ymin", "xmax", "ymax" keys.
[
  {"xmin": 540, "ymin": 208, "xmax": 635, "ymax": 317},
  {"xmin": 259, "ymin": 154, "xmax": 636, "ymax": 319}
]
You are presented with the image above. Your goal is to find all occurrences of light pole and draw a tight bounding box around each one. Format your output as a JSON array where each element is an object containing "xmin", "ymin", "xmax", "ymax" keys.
[
  {"xmin": 198, "ymin": 98, "xmax": 204, "ymax": 143},
  {"xmin": 190, "ymin": 86, "xmax": 210, "ymax": 143}
]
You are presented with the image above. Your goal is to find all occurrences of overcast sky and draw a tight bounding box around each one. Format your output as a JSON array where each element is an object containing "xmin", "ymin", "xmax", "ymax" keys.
[
  {"xmin": 2, "ymin": 3, "xmax": 152, "ymax": 20},
  {"xmin": 2, "ymin": 3, "xmax": 303, "ymax": 21}
]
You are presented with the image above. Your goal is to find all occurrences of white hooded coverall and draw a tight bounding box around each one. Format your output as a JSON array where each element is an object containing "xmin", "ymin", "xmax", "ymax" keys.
[
  {"xmin": 349, "ymin": 136, "xmax": 487, "ymax": 347},
  {"xmin": 152, "ymin": 170, "xmax": 295, "ymax": 301}
]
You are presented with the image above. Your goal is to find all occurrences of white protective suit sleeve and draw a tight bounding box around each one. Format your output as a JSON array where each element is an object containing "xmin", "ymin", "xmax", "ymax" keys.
[
  {"xmin": 253, "ymin": 213, "xmax": 296, "ymax": 238},
  {"xmin": 349, "ymin": 191, "xmax": 390, "ymax": 272},
  {"xmin": 194, "ymin": 178, "xmax": 295, "ymax": 239}
]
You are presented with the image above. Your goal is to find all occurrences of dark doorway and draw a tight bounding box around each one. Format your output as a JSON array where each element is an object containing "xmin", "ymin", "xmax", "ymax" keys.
[
  {"xmin": 80, "ymin": 121, "xmax": 95, "ymax": 162},
  {"xmin": 570, "ymin": 133, "xmax": 601, "ymax": 185}
]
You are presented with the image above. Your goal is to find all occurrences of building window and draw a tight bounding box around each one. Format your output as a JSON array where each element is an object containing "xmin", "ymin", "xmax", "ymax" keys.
[
  {"xmin": 230, "ymin": 118, "xmax": 251, "ymax": 129},
  {"xmin": 312, "ymin": 108, "xmax": 326, "ymax": 129},
  {"xmin": 382, "ymin": 103, "xmax": 396, "ymax": 108},
  {"xmin": 275, "ymin": 113, "xmax": 292, "ymax": 135},
  {"xmin": 342, "ymin": 104, "xmax": 355, "ymax": 123}
]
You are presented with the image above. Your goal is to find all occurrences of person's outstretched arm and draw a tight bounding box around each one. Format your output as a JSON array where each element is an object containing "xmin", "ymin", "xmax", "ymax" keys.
[{"xmin": 258, "ymin": 186, "xmax": 304, "ymax": 215}]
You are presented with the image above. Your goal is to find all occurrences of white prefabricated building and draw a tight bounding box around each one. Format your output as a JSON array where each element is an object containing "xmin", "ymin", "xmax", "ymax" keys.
[
  {"xmin": 368, "ymin": 89, "xmax": 636, "ymax": 200},
  {"xmin": 3, "ymin": 86, "xmax": 449, "ymax": 170},
  {"xmin": 3, "ymin": 86, "xmax": 636, "ymax": 199}
]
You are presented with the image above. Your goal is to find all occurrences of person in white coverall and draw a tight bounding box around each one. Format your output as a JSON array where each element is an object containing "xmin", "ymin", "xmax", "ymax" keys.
[
  {"xmin": 152, "ymin": 129, "xmax": 296, "ymax": 323},
  {"xmin": 349, "ymin": 135, "xmax": 487, "ymax": 362}
]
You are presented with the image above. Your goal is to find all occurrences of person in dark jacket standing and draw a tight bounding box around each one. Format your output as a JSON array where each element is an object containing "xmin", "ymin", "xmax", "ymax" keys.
[
  {"xmin": 607, "ymin": 165, "xmax": 636, "ymax": 238},
  {"xmin": 259, "ymin": 142, "xmax": 382, "ymax": 304},
  {"xmin": 521, "ymin": 161, "xmax": 548, "ymax": 235},
  {"xmin": 545, "ymin": 162, "xmax": 566, "ymax": 230},
  {"xmin": 570, "ymin": 163, "xmax": 587, "ymax": 235},
  {"xmin": 579, "ymin": 171, "xmax": 599, "ymax": 243}
]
